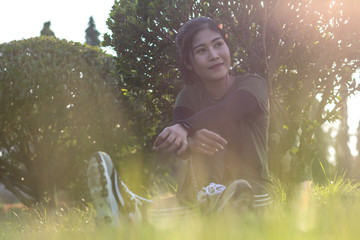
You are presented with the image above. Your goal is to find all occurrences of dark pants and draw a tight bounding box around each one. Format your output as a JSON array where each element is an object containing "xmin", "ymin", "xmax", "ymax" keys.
[{"xmin": 176, "ymin": 150, "xmax": 270, "ymax": 204}]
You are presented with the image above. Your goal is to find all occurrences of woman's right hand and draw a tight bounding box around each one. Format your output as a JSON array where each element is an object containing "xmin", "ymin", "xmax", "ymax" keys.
[
  {"xmin": 153, "ymin": 123, "xmax": 189, "ymax": 156},
  {"xmin": 188, "ymin": 129, "xmax": 227, "ymax": 156}
]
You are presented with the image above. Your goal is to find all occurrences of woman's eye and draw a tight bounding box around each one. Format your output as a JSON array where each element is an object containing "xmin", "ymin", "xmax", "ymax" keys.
[
  {"xmin": 196, "ymin": 48, "xmax": 206, "ymax": 54},
  {"xmin": 215, "ymin": 42, "xmax": 223, "ymax": 48}
]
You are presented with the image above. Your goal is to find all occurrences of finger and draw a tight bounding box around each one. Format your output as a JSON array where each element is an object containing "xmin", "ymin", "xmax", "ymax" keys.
[
  {"xmin": 197, "ymin": 138, "xmax": 221, "ymax": 151},
  {"xmin": 195, "ymin": 135, "xmax": 222, "ymax": 152},
  {"xmin": 199, "ymin": 142, "xmax": 216, "ymax": 152},
  {"xmin": 164, "ymin": 138, "xmax": 182, "ymax": 153},
  {"xmin": 154, "ymin": 135, "xmax": 176, "ymax": 151},
  {"xmin": 199, "ymin": 129, "xmax": 226, "ymax": 142},
  {"xmin": 194, "ymin": 145, "xmax": 217, "ymax": 156},
  {"xmin": 193, "ymin": 142, "xmax": 218, "ymax": 156},
  {"xmin": 153, "ymin": 129, "xmax": 170, "ymax": 147},
  {"xmin": 203, "ymin": 130, "xmax": 228, "ymax": 146},
  {"xmin": 209, "ymin": 140, "xmax": 225, "ymax": 151},
  {"xmin": 177, "ymin": 140, "xmax": 188, "ymax": 156}
]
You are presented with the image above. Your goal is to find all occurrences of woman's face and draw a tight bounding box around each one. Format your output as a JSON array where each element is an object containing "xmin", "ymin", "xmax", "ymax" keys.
[{"xmin": 187, "ymin": 28, "xmax": 231, "ymax": 84}]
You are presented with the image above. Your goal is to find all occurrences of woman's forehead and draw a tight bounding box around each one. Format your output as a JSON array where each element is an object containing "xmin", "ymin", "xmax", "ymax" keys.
[{"xmin": 192, "ymin": 28, "xmax": 223, "ymax": 47}]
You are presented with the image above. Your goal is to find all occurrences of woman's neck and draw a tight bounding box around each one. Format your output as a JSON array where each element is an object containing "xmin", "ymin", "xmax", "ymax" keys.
[{"xmin": 203, "ymin": 74, "xmax": 234, "ymax": 100}]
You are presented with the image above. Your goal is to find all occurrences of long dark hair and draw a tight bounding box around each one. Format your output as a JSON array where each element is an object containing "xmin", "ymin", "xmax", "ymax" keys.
[{"xmin": 175, "ymin": 17, "xmax": 230, "ymax": 85}]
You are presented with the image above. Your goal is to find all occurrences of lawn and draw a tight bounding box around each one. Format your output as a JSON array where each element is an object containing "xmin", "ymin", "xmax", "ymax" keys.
[{"xmin": 1, "ymin": 177, "xmax": 360, "ymax": 240}]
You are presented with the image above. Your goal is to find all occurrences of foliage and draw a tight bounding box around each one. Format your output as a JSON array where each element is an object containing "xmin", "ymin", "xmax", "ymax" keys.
[
  {"xmin": 104, "ymin": 0, "xmax": 188, "ymax": 147},
  {"xmin": 40, "ymin": 21, "xmax": 55, "ymax": 37},
  {"xmin": 104, "ymin": 0, "xmax": 360, "ymax": 184},
  {"xmin": 85, "ymin": 17, "xmax": 101, "ymax": 46},
  {"xmin": 265, "ymin": 0, "xmax": 360, "ymax": 182},
  {"xmin": 0, "ymin": 37, "xmax": 135, "ymax": 205},
  {"xmin": 312, "ymin": 174, "xmax": 360, "ymax": 204}
]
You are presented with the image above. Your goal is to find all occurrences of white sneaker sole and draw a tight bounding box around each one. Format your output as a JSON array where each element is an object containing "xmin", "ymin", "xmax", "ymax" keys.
[{"xmin": 87, "ymin": 152, "xmax": 120, "ymax": 226}]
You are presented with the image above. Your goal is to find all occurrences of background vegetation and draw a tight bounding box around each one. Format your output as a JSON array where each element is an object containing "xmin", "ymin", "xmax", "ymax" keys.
[
  {"xmin": 103, "ymin": 0, "xmax": 360, "ymax": 186},
  {"xmin": 1, "ymin": 0, "xmax": 360, "ymax": 239},
  {"xmin": 0, "ymin": 37, "xmax": 136, "ymax": 205},
  {"xmin": 0, "ymin": 0, "xmax": 360, "ymax": 216}
]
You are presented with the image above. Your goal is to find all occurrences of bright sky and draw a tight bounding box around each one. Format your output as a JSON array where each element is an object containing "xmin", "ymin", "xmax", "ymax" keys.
[
  {"xmin": 1, "ymin": 0, "xmax": 359, "ymax": 157},
  {"xmin": 0, "ymin": 0, "xmax": 114, "ymax": 46},
  {"xmin": 348, "ymin": 71, "xmax": 360, "ymax": 156}
]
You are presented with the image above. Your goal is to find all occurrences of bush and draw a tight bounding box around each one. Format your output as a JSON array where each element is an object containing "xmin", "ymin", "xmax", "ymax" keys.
[{"xmin": 0, "ymin": 37, "xmax": 133, "ymax": 205}]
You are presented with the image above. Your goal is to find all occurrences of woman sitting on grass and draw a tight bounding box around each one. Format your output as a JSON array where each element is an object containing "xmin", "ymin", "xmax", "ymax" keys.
[
  {"xmin": 153, "ymin": 17, "xmax": 272, "ymax": 212},
  {"xmin": 87, "ymin": 16, "xmax": 272, "ymax": 227}
]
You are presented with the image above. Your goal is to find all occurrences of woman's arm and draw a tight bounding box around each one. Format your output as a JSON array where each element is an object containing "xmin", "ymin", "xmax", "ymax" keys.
[
  {"xmin": 173, "ymin": 106, "xmax": 195, "ymax": 123},
  {"xmin": 153, "ymin": 89, "xmax": 258, "ymax": 156},
  {"xmin": 153, "ymin": 103, "xmax": 229, "ymax": 157},
  {"xmin": 179, "ymin": 89, "xmax": 258, "ymax": 134},
  {"xmin": 174, "ymin": 106, "xmax": 228, "ymax": 156}
]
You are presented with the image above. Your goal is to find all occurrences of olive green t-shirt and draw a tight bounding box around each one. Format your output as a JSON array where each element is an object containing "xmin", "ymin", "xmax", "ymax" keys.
[{"xmin": 175, "ymin": 74, "xmax": 269, "ymax": 184}]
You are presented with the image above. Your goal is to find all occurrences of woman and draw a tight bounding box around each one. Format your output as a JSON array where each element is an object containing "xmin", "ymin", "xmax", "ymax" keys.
[
  {"xmin": 87, "ymin": 17, "xmax": 271, "ymax": 226},
  {"xmin": 153, "ymin": 17, "xmax": 272, "ymax": 211}
]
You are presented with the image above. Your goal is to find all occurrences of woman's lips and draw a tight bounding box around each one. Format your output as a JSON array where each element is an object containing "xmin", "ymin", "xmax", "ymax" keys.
[{"xmin": 209, "ymin": 63, "xmax": 224, "ymax": 70}]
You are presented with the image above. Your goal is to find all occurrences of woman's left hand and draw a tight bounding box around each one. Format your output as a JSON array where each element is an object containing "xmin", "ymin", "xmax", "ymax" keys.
[
  {"xmin": 153, "ymin": 123, "xmax": 189, "ymax": 156},
  {"xmin": 188, "ymin": 129, "xmax": 227, "ymax": 156}
]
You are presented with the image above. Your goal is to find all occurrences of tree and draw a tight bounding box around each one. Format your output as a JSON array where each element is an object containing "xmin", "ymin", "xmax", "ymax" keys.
[
  {"xmin": 85, "ymin": 16, "xmax": 101, "ymax": 46},
  {"xmin": 40, "ymin": 21, "xmax": 55, "ymax": 37},
  {"xmin": 312, "ymin": 126, "xmax": 334, "ymax": 184},
  {"xmin": 334, "ymin": 83, "xmax": 353, "ymax": 176},
  {"xmin": 355, "ymin": 121, "xmax": 360, "ymax": 177},
  {"xmin": 358, "ymin": 121, "xmax": 360, "ymax": 160},
  {"xmin": 0, "ymin": 37, "xmax": 135, "ymax": 206},
  {"xmin": 103, "ymin": 0, "xmax": 360, "ymax": 185}
]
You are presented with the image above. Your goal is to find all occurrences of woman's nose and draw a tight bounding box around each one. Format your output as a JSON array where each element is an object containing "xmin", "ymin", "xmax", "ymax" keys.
[{"xmin": 208, "ymin": 48, "xmax": 219, "ymax": 60}]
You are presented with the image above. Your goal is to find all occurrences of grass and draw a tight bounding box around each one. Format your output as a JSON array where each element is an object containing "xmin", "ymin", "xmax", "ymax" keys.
[{"xmin": 1, "ymin": 177, "xmax": 360, "ymax": 240}]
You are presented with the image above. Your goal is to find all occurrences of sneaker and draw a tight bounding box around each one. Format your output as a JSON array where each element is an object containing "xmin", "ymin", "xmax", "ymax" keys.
[
  {"xmin": 215, "ymin": 179, "xmax": 254, "ymax": 214},
  {"xmin": 197, "ymin": 182, "xmax": 226, "ymax": 214},
  {"xmin": 197, "ymin": 182, "xmax": 226, "ymax": 202},
  {"xmin": 87, "ymin": 151, "xmax": 152, "ymax": 226},
  {"xmin": 87, "ymin": 151, "xmax": 123, "ymax": 226}
]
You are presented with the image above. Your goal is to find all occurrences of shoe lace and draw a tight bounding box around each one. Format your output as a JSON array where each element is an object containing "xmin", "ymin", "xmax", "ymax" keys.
[
  {"xmin": 119, "ymin": 180, "xmax": 152, "ymax": 224},
  {"xmin": 197, "ymin": 182, "xmax": 226, "ymax": 202},
  {"xmin": 120, "ymin": 180, "xmax": 152, "ymax": 205}
]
